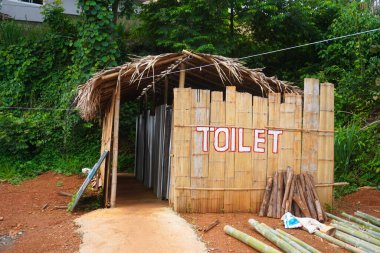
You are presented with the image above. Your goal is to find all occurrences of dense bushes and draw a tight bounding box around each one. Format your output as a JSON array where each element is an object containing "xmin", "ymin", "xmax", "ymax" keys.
[{"xmin": 0, "ymin": 0, "xmax": 117, "ymax": 182}]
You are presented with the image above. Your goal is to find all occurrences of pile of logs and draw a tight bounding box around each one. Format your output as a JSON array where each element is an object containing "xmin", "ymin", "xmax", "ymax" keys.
[{"xmin": 259, "ymin": 167, "xmax": 327, "ymax": 222}]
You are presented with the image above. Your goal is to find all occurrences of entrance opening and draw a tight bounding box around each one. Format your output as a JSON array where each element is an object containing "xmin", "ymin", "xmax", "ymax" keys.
[{"xmin": 116, "ymin": 101, "xmax": 172, "ymax": 205}]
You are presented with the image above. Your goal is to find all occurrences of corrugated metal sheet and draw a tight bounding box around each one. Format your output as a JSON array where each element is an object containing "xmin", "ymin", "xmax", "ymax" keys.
[{"xmin": 135, "ymin": 105, "xmax": 172, "ymax": 199}]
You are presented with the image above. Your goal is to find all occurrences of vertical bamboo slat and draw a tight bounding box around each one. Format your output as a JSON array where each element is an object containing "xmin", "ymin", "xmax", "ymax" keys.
[
  {"xmin": 169, "ymin": 82, "xmax": 333, "ymax": 213},
  {"xmin": 294, "ymin": 95, "xmax": 303, "ymax": 174},
  {"xmin": 251, "ymin": 96, "xmax": 268, "ymax": 211},
  {"xmin": 208, "ymin": 91, "xmax": 225, "ymax": 212},
  {"xmin": 267, "ymin": 93, "xmax": 281, "ymax": 176},
  {"xmin": 317, "ymin": 83, "xmax": 334, "ymax": 206},
  {"xmin": 224, "ymin": 86, "xmax": 236, "ymax": 212},
  {"xmin": 172, "ymin": 88, "xmax": 192, "ymax": 212},
  {"xmin": 234, "ymin": 92, "xmax": 253, "ymax": 212},
  {"xmin": 301, "ymin": 78, "xmax": 320, "ymax": 178},
  {"xmin": 278, "ymin": 94, "xmax": 296, "ymax": 171},
  {"xmin": 190, "ymin": 89, "xmax": 210, "ymax": 212}
]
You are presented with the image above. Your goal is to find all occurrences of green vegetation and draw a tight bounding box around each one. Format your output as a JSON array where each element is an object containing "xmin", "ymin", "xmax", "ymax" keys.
[{"xmin": 0, "ymin": 0, "xmax": 378, "ymax": 199}]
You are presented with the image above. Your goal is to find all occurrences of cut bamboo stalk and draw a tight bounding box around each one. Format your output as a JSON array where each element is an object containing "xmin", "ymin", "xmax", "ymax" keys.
[
  {"xmin": 330, "ymin": 218, "xmax": 380, "ymax": 239},
  {"xmin": 331, "ymin": 223, "xmax": 380, "ymax": 246},
  {"xmin": 305, "ymin": 173, "xmax": 325, "ymax": 221},
  {"xmin": 282, "ymin": 167, "xmax": 294, "ymax": 209},
  {"xmin": 355, "ymin": 211, "xmax": 380, "ymax": 227},
  {"xmin": 296, "ymin": 177, "xmax": 309, "ymax": 217},
  {"xmin": 259, "ymin": 177, "xmax": 273, "ymax": 216},
  {"xmin": 267, "ymin": 172, "xmax": 278, "ymax": 217},
  {"xmin": 261, "ymin": 224, "xmax": 310, "ymax": 253},
  {"xmin": 334, "ymin": 230, "xmax": 380, "ymax": 253},
  {"xmin": 248, "ymin": 219, "xmax": 301, "ymax": 253},
  {"xmin": 277, "ymin": 229, "xmax": 321, "ymax": 253},
  {"xmin": 224, "ymin": 225, "xmax": 282, "ymax": 253},
  {"xmin": 110, "ymin": 80, "xmax": 121, "ymax": 208},
  {"xmin": 337, "ymin": 220, "xmax": 380, "ymax": 239},
  {"xmin": 342, "ymin": 212, "xmax": 380, "ymax": 233},
  {"xmin": 293, "ymin": 195, "xmax": 311, "ymax": 217},
  {"xmin": 286, "ymin": 174, "xmax": 296, "ymax": 213},
  {"xmin": 314, "ymin": 230, "xmax": 366, "ymax": 253},
  {"xmin": 277, "ymin": 171, "xmax": 283, "ymax": 218},
  {"xmin": 315, "ymin": 200, "xmax": 324, "ymax": 222},
  {"xmin": 179, "ymin": 63, "xmax": 185, "ymax": 88},
  {"xmin": 304, "ymin": 179, "xmax": 318, "ymax": 219}
]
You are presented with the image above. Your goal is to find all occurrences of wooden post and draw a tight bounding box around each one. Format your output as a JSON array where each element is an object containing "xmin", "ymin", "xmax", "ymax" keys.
[
  {"xmin": 110, "ymin": 82, "xmax": 121, "ymax": 208},
  {"xmin": 179, "ymin": 63, "xmax": 185, "ymax": 88}
]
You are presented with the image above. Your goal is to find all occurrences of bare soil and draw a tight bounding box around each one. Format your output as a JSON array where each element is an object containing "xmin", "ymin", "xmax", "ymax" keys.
[
  {"xmin": 181, "ymin": 188, "xmax": 380, "ymax": 253},
  {"xmin": 0, "ymin": 172, "xmax": 85, "ymax": 253},
  {"xmin": 1, "ymin": 172, "xmax": 379, "ymax": 253}
]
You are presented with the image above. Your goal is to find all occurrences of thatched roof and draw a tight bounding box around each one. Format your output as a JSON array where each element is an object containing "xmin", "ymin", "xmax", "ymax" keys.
[{"xmin": 75, "ymin": 50, "xmax": 301, "ymax": 120}]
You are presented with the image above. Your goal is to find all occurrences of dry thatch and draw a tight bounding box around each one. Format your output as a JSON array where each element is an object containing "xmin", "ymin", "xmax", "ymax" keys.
[{"xmin": 75, "ymin": 50, "xmax": 301, "ymax": 120}]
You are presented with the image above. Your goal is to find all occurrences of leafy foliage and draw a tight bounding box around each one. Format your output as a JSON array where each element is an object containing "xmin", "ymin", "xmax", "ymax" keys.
[{"xmin": 0, "ymin": 0, "xmax": 378, "ymax": 198}]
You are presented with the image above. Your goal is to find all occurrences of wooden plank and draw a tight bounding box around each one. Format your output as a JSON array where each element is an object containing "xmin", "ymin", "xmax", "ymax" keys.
[
  {"xmin": 224, "ymin": 86, "xmax": 236, "ymax": 212},
  {"xmin": 69, "ymin": 151, "xmax": 109, "ymax": 211},
  {"xmin": 301, "ymin": 78, "xmax": 320, "ymax": 178},
  {"xmin": 208, "ymin": 91, "xmax": 225, "ymax": 212},
  {"xmin": 234, "ymin": 92, "xmax": 253, "ymax": 212},
  {"xmin": 252, "ymin": 96, "xmax": 268, "ymax": 212},
  {"xmin": 172, "ymin": 88, "xmax": 192, "ymax": 212},
  {"xmin": 317, "ymin": 83, "xmax": 334, "ymax": 206},
  {"xmin": 190, "ymin": 89, "xmax": 210, "ymax": 212},
  {"xmin": 267, "ymin": 93, "xmax": 281, "ymax": 176}
]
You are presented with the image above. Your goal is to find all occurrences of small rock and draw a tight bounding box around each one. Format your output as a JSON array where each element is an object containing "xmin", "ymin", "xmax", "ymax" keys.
[
  {"xmin": 0, "ymin": 217, "xmax": 3, "ymax": 221},
  {"xmin": 17, "ymin": 231, "xmax": 23, "ymax": 235}
]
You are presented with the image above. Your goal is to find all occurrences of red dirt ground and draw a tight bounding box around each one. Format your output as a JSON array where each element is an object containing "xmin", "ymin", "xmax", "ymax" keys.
[
  {"xmin": 182, "ymin": 188, "xmax": 380, "ymax": 253},
  {"xmin": 1, "ymin": 172, "xmax": 379, "ymax": 253},
  {"xmin": 0, "ymin": 172, "xmax": 85, "ymax": 253}
]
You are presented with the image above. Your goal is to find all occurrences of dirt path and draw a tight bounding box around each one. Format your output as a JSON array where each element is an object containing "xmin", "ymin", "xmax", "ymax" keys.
[{"xmin": 76, "ymin": 176, "xmax": 207, "ymax": 253}]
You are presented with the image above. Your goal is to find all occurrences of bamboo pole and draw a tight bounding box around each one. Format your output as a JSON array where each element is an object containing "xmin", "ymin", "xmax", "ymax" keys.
[
  {"xmin": 224, "ymin": 225, "xmax": 282, "ymax": 253},
  {"xmin": 286, "ymin": 174, "xmax": 296, "ymax": 213},
  {"xmin": 259, "ymin": 177, "xmax": 273, "ymax": 216},
  {"xmin": 276, "ymin": 229, "xmax": 321, "ymax": 253},
  {"xmin": 342, "ymin": 212, "xmax": 380, "ymax": 233},
  {"xmin": 261, "ymin": 225, "xmax": 310, "ymax": 253},
  {"xmin": 332, "ymin": 220, "xmax": 380, "ymax": 239},
  {"xmin": 282, "ymin": 167, "xmax": 294, "ymax": 209},
  {"xmin": 277, "ymin": 171, "xmax": 284, "ymax": 218},
  {"xmin": 331, "ymin": 223, "xmax": 380, "ymax": 246},
  {"xmin": 110, "ymin": 82, "xmax": 121, "ymax": 208},
  {"xmin": 313, "ymin": 230, "xmax": 366, "ymax": 253},
  {"xmin": 355, "ymin": 211, "xmax": 380, "ymax": 227},
  {"xmin": 248, "ymin": 219, "xmax": 301, "ymax": 253},
  {"xmin": 179, "ymin": 63, "xmax": 185, "ymax": 88},
  {"xmin": 334, "ymin": 231, "xmax": 380, "ymax": 253}
]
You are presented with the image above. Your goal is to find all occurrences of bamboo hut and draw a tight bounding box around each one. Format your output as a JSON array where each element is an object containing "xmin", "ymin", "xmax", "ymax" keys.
[{"xmin": 75, "ymin": 50, "xmax": 334, "ymax": 213}]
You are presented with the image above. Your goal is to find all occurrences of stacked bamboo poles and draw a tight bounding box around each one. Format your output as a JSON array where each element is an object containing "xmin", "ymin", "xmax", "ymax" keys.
[
  {"xmin": 224, "ymin": 225, "xmax": 281, "ymax": 253},
  {"xmin": 248, "ymin": 219, "xmax": 320, "ymax": 253},
  {"xmin": 322, "ymin": 211, "xmax": 380, "ymax": 253},
  {"xmin": 259, "ymin": 167, "xmax": 326, "ymax": 221}
]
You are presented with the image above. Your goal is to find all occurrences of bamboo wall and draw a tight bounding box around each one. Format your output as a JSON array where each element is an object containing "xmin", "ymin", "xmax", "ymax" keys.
[{"xmin": 170, "ymin": 78, "xmax": 334, "ymax": 213}]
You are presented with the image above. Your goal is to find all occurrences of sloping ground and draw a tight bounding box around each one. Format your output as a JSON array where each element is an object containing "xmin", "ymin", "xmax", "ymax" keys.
[
  {"xmin": 75, "ymin": 175, "xmax": 207, "ymax": 253},
  {"xmin": 182, "ymin": 188, "xmax": 380, "ymax": 253},
  {"xmin": 0, "ymin": 172, "xmax": 84, "ymax": 253}
]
